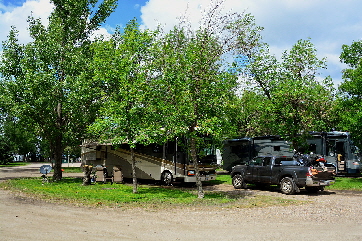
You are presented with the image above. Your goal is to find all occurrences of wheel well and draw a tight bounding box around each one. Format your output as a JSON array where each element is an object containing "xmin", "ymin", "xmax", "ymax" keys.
[
  {"xmin": 231, "ymin": 172, "xmax": 242, "ymax": 177},
  {"xmin": 279, "ymin": 175, "xmax": 293, "ymax": 183},
  {"xmin": 161, "ymin": 170, "xmax": 172, "ymax": 179}
]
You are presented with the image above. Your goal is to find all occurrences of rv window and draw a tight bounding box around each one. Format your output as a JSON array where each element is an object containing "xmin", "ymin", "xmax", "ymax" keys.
[
  {"xmin": 166, "ymin": 141, "xmax": 176, "ymax": 154},
  {"xmin": 273, "ymin": 146, "xmax": 281, "ymax": 151},
  {"xmin": 308, "ymin": 144, "xmax": 317, "ymax": 153},
  {"xmin": 336, "ymin": 142, "xmax": 344, "ymax": 154}
]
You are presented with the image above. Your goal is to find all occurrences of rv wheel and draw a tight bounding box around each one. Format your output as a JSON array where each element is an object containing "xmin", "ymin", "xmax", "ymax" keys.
[{"xmin": 162, "ymin": 171, "xmax": 173, "ymax": 185}]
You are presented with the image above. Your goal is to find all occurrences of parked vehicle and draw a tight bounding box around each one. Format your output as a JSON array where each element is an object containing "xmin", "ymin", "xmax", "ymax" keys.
[
  {"xmin": 230, "ymin": 155, "xmax": 336, "ymax": 194},
  {"xmin": 307, "ymin": 131, "xmax": 360, "ymax": 174},
  {"xmin": 222, "ymin": 136, "xmax": 294, "ymax": 172},
  {"xmin": 223, "ymin": 132, "xmax": 361, "ymax": 175},
  {"xmin": 81, "ymin": 137, "xmax": 218, "ymax": 185}
]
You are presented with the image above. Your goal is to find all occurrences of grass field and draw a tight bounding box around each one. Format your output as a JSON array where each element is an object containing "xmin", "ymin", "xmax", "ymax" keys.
[
  {"xmin": 0, "ymin": 162, "xmax": 29, "ymax": 167},
  {"xmin": 0, "ymin": 175, "xmax": 304, "ymax": 209},
  {"xmin": 1, "ymin": 165, "xmax": 361, "ymax": 209}
]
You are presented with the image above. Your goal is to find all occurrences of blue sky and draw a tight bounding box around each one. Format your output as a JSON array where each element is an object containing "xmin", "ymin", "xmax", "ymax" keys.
[{"xmin": 1, "ymin": 0, "xmax": 362, "ymax": 87}]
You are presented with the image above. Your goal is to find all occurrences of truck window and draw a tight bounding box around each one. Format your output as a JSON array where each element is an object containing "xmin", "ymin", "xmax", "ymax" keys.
[
  {"xmin": 263, "ymin": 157, "xmax": 272, "ymax": 166},
  {"xmin": 251, "ymin": 157, "xmax": 263, "ymax": 166},
  {"xmin": 275, "ymin": 157, "xmax": 296, "ymax": 165}
]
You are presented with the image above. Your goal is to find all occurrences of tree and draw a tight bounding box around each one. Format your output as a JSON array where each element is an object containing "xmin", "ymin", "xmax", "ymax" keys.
[
  {"xmin": 232, "ymin": 90, "xmax": 273, "ymax": 137},
  {"xmin": 0, "ymin": 0, "xmax": 117, "ymax": 180},
  {"xmin": 155, "ymin": 2, "xmax": 263, "ymax": 198},
  {"xmin": 337, "ymin": 40, "xmax": 362, "ymax": 147},
  {"xmin": 243, "ymin": 39, "xmax": 335, "ymax": 149},
  {"xmin": 88, "ymin": 20, "xmax": 161, "ymax": 193},
  {"xmin": 0, "ymin": 79, "xmax": 39, "ymax": 159}
]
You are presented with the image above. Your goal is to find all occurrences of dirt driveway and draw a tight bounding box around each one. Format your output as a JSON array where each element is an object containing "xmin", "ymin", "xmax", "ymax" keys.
[{"xmin": 1, "ymin": 163, "xmax": 361, "ymax": 241}]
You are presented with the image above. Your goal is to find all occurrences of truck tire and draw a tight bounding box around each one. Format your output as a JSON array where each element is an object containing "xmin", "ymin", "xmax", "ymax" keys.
[
  {"xmin": 232, "ymin": 174, "xmax": 247, "ymax": 189},
  {"xmin": 280, "ymin": 177, "xmax": 296, "ymax": 195}
]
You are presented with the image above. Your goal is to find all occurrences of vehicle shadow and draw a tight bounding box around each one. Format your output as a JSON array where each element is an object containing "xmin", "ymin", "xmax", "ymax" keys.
[{"xmin": 245, "ymin": 184, "xmax": 337, "ymax": 196}]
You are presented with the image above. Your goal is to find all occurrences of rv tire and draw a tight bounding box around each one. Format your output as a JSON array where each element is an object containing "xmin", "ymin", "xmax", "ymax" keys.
[{"xmin": 161, "ymin": 171, "xmax": 173, "ymax": 186}]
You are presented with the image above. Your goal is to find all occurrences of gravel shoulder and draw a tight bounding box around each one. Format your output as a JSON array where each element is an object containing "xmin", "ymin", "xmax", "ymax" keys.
[{"xmin": 1, "ymin": 163, "xmax": 362, "ymax": 241}]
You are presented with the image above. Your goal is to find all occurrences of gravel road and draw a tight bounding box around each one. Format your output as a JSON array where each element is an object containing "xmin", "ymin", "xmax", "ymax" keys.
[{"xmin": 1, "ymin": 163, "xmax": 361, "ymax": 241}]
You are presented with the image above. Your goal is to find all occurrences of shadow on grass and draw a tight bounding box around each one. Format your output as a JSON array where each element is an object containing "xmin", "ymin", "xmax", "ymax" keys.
[{"xmin": 56, "ymin": 177, "xmax": 83, "ymax": 184}]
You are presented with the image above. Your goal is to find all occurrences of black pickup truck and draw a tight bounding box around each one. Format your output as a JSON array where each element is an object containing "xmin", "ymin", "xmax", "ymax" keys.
[{"xmin": 230, "ymin": 155, "xmax": 336, "ymax": 194}]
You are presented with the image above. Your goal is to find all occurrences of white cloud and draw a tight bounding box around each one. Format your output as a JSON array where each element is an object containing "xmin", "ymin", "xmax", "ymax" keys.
[
  {"xmin": 140, "ymin": 0, "xmax": 362, "ymax": 85},
  {"xmin": 0, "ymin": 0, "xmax": 53, "ymax": 45},
  {"xmin": 90, "ymin": 27, "xmax": 112, "ymax": 41},
  {"xmin": 140, "ymin": 0, "xmax": 214, "ymax": 31},
  {"xmin": 0, "ymin": 0, "xmax": 112, "ymax": 46}
]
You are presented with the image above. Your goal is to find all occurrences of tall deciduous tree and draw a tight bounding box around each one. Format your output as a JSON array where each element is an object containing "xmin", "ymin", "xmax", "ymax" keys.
[
  {"xmin": 0, "ymin": 0, "xmax": 117, "ymax": 180},
  {"xmin": 338, "ymin": 40, "xmax": 362, "ymax": 147},
  {"xmin": 88, "ymin": 20, "xmax": 161, "ymax": 193},
  {"xmin": 243, "ymin": 39, "xmax": 335, "ymax": 149},
  {"xmin": 156, "ymin": 2, "xmax": 263, "ymax": 198}
]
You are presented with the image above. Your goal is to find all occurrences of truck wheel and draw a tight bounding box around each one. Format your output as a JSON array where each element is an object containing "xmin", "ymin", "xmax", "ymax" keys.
[
  {"xmin": 280, "ymin": 177, "xmax": 296, "ymax": 195},
  {"xmin": 161, "ymin": 171, "xmax": 173, "ymax": 186},
  {"xmin": 232, "ymin": 174, "xmax": 247, "ymax": 189}
]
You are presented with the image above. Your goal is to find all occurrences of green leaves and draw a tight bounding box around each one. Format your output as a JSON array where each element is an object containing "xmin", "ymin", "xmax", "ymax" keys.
[
  {"xmin": 337, "ymin": 40, "xmax": 362, "ymax": 147},
  {"xmin": 0, "ymin": 0, "xmax": 117, "ymax": 180},
  {"xmin": 89, "ymin": 19, "xmax": 163, "ymax": 145},
  {"xmin": 240, "ymin": 39, "xmax": 335, "ymax": 148}
]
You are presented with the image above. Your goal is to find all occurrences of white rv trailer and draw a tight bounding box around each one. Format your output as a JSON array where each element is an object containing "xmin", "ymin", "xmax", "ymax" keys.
[{"xmin": 81, "ymin": 138, "xmax": 218, "ymax": 184}]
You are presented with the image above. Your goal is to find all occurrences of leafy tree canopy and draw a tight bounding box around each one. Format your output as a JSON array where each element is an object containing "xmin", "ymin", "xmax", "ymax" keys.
[
  {"xmin": 0, "ymin": 0, "xmax": 117, "ymax": 180},
  {"xmin": 337, "ymin": 40, "xmax": 362, "ymax": 147},
  {"xmin": 241, "ymin": 39, "xmax": 335, "ymax": 148}
]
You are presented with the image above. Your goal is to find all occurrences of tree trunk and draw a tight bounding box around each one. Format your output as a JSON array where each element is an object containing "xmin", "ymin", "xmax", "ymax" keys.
[
  {"xmin": 131, "ymin": 147, "xmax": 138, "ymax": 193},
  {"xmin": 82, "ymin": 165, "xmax": 92, "ymax": 185},
  {"xmin": 189, "ymin": 128, "xmax": 204, "ymax": 199},
  {"xmin": 52, "ymin": 137, "xmax": 63, "ymax": 181},
  {"xmin": 52, "ymin": 102, "xmax": 63, "ymax": 181}
]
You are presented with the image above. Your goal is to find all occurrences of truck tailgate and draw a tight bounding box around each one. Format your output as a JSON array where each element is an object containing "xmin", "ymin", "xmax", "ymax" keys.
[{"xmin": 311, "ymin": 167, "xmax": 336, "ymax": 179}]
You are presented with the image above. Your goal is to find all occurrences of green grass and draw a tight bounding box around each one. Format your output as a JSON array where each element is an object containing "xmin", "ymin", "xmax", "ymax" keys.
[
  {"xmin": 209, "ymin": 173, "xmax": 232, "ymax": 185},
  {"xmin": 0, "ymin": 162, "xmax": 29, "ymax": 167},
  {"xmin": 0, "ymin": 177, "xmax": 231, "ymax": 208},
  {"xmin": 326, "ymin": 177, "xmax": 362, "ymax": 191},
  {"xmin": 0, "ymin": 175, "xmax": 303, "ymax": 209},
  {"xmin": 1, "ymin": 173, "xmax": 361, "ymax": 209}
]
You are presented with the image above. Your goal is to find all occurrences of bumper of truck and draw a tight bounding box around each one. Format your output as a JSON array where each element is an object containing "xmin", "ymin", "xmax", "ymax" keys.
[{"xmin": 305, "ymin": 177, "xmax": 335, "ymax": 186}]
